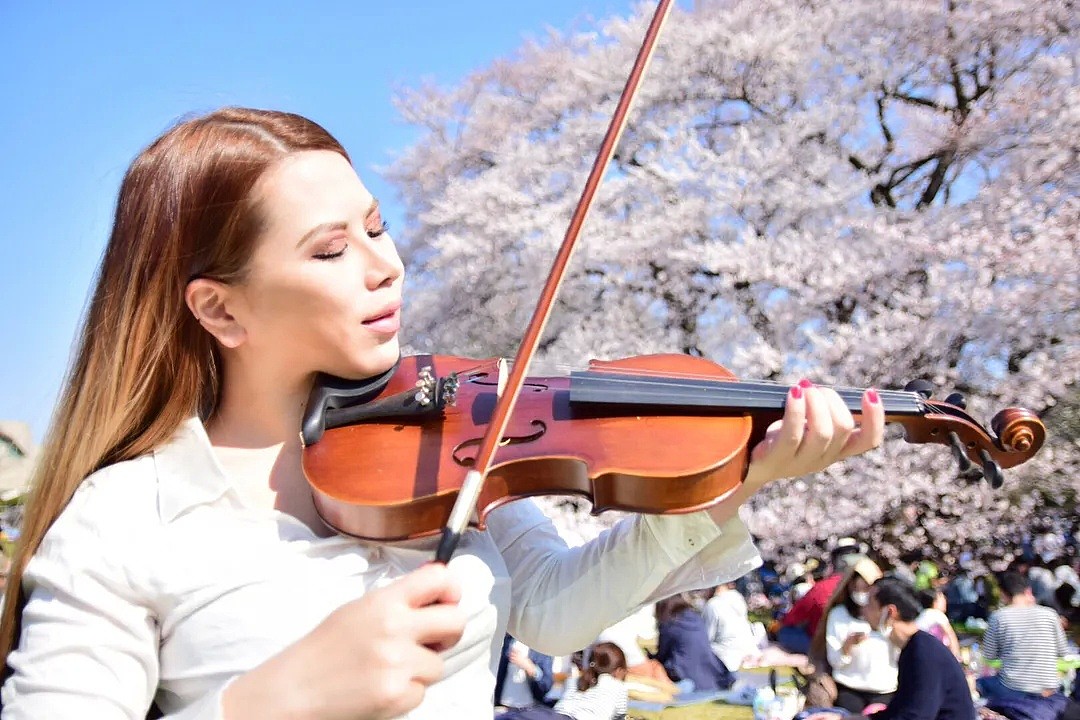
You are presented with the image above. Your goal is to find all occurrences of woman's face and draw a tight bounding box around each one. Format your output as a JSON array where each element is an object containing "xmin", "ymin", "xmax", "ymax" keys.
[
  {"xmin": 231, "ymin": 150, "xmax": 405, "ymax": 381},
  {"xmin": 850, "ymin": 575, "xmax": 871, "ymax": 596}
]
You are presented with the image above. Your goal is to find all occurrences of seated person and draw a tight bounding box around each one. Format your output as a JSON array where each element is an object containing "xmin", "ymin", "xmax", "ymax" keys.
[
  {"xmin": 976, "ymin": 571, "xmax": 1069, "ymax": 707},
  {"xmin": 703, "ymin": 582, "xmax": 759, "ymax": 672},
  {"xmin": 810, "ymin": 557, "xmax": 896, "ymax": 712},
  {"xmin": 501, "ymin": 643, "xmax": 629, "ymax": 720},
  {"xmin": 654, "ymin": 593, "xmax": 734, "ymax": 693},
  {"xmin": 495, "ymin": 634, "xmax": 555, "ymax": 712},
  {"xmin": 596, "ymin": 612, "xmax": 680, "ymax": 701},
  {"xmin": 915, "ymin": 589, "xmax": 962, "ymax": 659},
  {"xmin": 864, "ymin": 576, "xmax": 976, "ymax": 720},
  {"xmin": 778, "ymin": 545, "xmax": 863, "ymax": 655}
]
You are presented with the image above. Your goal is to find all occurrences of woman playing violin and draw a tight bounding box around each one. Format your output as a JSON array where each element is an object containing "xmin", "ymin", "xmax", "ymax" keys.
[{"xmin": 0, "ymin": 108, "xmax": 884, "ymax": 719}]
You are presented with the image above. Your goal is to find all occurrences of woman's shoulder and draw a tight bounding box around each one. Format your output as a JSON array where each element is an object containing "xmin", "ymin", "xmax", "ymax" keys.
[
  {"xmin": 827, "ymin": 604, "xmax": 854, "ymax": 623},
  {"xmin": 38, "ymin": 453, "xmax": 163, "ymax": 559},
  {"xmin": 916, "ymin": 607, "xmax": 949, "ymax": 627},
  {"xmin": 42, "ymin": 417, "xmax": 222, "ymax": 553}
]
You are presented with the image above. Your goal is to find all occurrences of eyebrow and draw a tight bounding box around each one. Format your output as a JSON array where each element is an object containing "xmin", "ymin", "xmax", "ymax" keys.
[{"xmin": 295, "ymin": 198, "xmax": 380, "ymax": 249}]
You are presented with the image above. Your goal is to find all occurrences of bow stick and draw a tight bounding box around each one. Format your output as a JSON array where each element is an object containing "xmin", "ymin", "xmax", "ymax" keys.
[{"xmin": 435, "ymin": 0, "xmax": 675, "ymax": 563}]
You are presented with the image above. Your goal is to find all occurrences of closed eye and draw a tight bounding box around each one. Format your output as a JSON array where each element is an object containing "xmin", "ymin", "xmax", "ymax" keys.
[
  {"xmin": 313, "ymin": 247, "xmax": 346, "ymax": 260},
  {"xmin": 367, "ymin": 220, "xmax": 390, "ymax": 239}
]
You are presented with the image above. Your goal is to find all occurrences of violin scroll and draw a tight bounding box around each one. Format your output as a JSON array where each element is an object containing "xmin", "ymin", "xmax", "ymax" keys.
[
  {"xmin": 894, "ymin": 396, "xmax": 1045, "ymax": 488},
  {"xmin": 991, "ymin": 407, "xmax": 1044, "ymax": 453}
]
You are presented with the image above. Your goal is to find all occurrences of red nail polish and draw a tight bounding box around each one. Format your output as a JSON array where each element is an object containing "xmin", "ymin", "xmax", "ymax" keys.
[
  {"xmin": 867, "ymin": 389, "xmax": 880, "ymax": 404},
  {"xmin": 798, "ymin": 378, "xmax": 813, "ymax": 389},
  {"xmin": 791, "ymin": 385, "xmax": 803, "ymax": 400}
]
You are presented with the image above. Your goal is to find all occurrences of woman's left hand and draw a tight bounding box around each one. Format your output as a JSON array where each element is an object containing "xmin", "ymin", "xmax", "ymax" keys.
[{"xmin": 742, "ymin": 381, "xmax": 884, "ymax": 493}]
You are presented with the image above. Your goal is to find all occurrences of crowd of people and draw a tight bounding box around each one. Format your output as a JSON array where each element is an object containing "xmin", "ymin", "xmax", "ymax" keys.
[{"xmin": 492, "ymin": 537, "xmax": 1080, "ymax": 720}]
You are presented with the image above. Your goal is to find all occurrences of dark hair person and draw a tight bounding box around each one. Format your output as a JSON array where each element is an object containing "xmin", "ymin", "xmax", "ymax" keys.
[
  {"xmin": 577, "ymin": 642, "xmax": 628, "ymax": 693},
  {"xmin": 862, "ymin": 577, "xmax": 976, "ymax": 720},
  {"xmin": 655, "ymin": 593, "xmax": 734, "ymax": 692},
  {"xmin": 810, "ymin": 557, "xmax": 896, "ymax": 712},
  {"xmin": 549, "ymin": 642, "xmax": 629, "ymax": 720},
  {"xmin": 0, "ymin": 108, "xmax": 884, "ymax": 718}
]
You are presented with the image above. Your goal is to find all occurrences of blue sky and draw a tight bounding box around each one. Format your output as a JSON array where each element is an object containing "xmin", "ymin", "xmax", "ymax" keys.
[{"xmin": 0, "ymin": 1, "xmax": 642, "ymax": 441}]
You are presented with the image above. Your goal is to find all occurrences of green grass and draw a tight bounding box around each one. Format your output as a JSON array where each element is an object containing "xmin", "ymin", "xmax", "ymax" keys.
[
  {"xmin": 627, "ymin": 667, "xmax": 797, "ymax": 720},
  {"xmin": 629, "ymin": 703, "xmax": 752, "ymax": 720}
]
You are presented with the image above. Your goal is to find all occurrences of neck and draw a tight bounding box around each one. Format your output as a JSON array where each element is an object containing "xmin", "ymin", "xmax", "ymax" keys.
[
  {"xmin": 208, "ymin": 359, "xmax": 313, "ymax": 449},
  {"xmin": 890, "ymin": 620, "xmax": 919, "ymax": 649},
  {"xmin": 1009, "ymin": 593, "xmax": 1036, "ymax": 607}
]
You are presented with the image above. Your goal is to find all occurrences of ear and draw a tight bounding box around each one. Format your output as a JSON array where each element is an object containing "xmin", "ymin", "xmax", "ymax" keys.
[{"xmin": 185, "ymin": 278, "xmax": 248, "ymax": 349}]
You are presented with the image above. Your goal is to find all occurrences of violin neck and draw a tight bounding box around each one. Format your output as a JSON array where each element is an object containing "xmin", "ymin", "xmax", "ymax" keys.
[{"xmin": 567, "ymin": 371, "xmax": 925, "ymax": 417}]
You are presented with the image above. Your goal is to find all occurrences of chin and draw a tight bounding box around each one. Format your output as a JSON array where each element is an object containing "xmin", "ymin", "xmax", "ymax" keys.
[{"xmin": 354, "ymin": 338, "xmax": 402, "ymax": 379}]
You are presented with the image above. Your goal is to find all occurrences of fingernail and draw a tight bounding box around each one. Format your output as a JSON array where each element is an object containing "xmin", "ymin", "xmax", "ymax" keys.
[
  {"xmin": 867, "ymin": 389, "xmax": 880, "ymax": 404},
  {"xmin": 798, "ymin": 378, "xmax": 813, "ymax": 389},
  {"xmin": 791, "ymin": 385, "xmax": 803, "ymax": 400}
]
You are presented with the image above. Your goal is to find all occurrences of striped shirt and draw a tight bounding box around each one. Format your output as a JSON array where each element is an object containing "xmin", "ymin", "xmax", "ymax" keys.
[
  {"xmin": 553, "ymin": 673, "xmax": 628, "ymax": 720},
  {"xmin": 981, "ymin": 604, "xmax": 1067, "ymax": 693}
]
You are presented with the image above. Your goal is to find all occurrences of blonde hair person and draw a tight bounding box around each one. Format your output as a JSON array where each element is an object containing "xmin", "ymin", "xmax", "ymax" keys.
[
  {"xmin": 0, "ymin": 108, "xmax": 886, "ymax": 719},
  {"xmin": 810, "ymin": 557, "xmax": 897, "ymax": 712}
]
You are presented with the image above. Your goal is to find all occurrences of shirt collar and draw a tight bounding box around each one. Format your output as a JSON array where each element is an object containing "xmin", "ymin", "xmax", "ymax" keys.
[{"xmin": 154, "ymin": 417, "xmax": 238, "ymax": 523}]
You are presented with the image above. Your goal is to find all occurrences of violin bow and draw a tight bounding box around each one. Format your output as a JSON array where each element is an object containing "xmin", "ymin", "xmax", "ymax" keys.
[{"xmin": 435, "ymin": 0, "xmax": 676, "ymax": 563}]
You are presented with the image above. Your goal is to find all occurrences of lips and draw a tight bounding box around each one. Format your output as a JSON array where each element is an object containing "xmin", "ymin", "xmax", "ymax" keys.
[
  {"xmin": 361, "ymin": 302, "xmax": 402, "ymax": 334},
  {"xmin": 363, "ymin": 302, "xmax": 401, "ymax": 324}
]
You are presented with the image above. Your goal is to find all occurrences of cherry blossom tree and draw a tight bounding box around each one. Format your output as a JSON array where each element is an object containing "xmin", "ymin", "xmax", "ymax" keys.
[{"xmin": 384, "ymin": 0, "xmax": 1079, "ymax": 564}]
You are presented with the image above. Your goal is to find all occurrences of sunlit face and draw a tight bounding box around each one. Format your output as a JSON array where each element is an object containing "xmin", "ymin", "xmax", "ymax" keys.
[{"xmin": 231, "ymin": 150, "xmax": 404, "ymax": 380}]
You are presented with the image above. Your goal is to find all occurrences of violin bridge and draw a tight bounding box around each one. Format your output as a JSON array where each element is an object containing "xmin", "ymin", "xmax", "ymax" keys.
[{"xmin": 496, "ymin": 358, "xmax": 508, "ymax": 398}]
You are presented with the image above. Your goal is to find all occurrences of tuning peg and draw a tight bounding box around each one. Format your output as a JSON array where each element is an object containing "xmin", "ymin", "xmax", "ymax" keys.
[
  {"xmin": 904, "ymin": 379, "xmax": 935, "ymax": 399},
  {"xmin": 947, "ymin": 431, "xmax": 980, "ymax": 479},
  {"xmin": 978, "ymin": 449, "xmax": 1005, "ymax": 489},
  {"xmin": 944, "ymin": 392, "xmax": 966, "ymax": 409}
]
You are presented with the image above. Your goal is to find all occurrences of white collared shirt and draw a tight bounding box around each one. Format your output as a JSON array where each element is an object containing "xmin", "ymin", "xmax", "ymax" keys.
[{"xmin": 2, "ymin": 418, "xmax": 760, "ymax": 719}]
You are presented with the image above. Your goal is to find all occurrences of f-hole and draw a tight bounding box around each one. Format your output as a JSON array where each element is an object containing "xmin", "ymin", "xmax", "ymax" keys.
[{"xmin": 452, "ymin": 420, "xmax": 548, "ymax": 467}]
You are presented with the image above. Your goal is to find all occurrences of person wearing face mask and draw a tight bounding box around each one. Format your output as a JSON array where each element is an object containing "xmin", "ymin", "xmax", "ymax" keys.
[
  {"xmin": 862, "ymin": 577, "xmax": 976, "ymax": 720},
  {"xmin": 810, "ymin": 557, "xmax": 897, "ymax": 712}
]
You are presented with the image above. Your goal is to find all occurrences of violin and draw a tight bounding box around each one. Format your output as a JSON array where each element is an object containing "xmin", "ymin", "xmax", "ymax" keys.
[{"xmin": 299, "ymin": 352, "xmax": 1045, "ymax": 542}]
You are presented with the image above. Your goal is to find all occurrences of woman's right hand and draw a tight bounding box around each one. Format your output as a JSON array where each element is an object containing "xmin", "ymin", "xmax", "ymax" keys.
[
  {"xmin": 841, "ymin": 631, "xmax": 867, "ymax": 655},
  {"xmin": 223, "ymin": 562, "xmax": 465, "ymax": 719}
]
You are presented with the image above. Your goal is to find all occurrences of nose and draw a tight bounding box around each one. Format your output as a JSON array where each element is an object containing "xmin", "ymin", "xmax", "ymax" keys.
[{"xmin": 362, "ymin": 234, "xmax": 404, "ymax": 291}]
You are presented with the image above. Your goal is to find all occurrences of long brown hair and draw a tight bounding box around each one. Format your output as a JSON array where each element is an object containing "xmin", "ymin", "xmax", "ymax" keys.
[
  {"xmin": 0, "ymin": 108, "xmax": 349, "ymax": 663},
  {"xmin": 579, "ymin": 642, "xmax": 627, "ymax": 692},
  {"xmin": 808, "ymin": 557, "xmax": 882, "ymax": 664}
]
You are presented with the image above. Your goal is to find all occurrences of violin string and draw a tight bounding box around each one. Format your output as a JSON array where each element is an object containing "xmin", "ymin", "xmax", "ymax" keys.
[
  {"xmin": 523, "ymin": 359, "xmax": 918, "ymax": 400},
  {"xmin": 565, "ymin": 372, "xmax": 921, "ymax": 409},
  {"xmin": 576, "ymin": 378, "xmax": 913, "ymax": 404},
  {"xmin": 533, "ymin": 361, "xmax": 917, "ymax": 400}
]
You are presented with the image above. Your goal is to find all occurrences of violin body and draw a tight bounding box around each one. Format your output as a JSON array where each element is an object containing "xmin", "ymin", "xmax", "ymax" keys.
[{"xmin": 303, "ymin": 353, "xmax": 755, "ymax": 541}]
